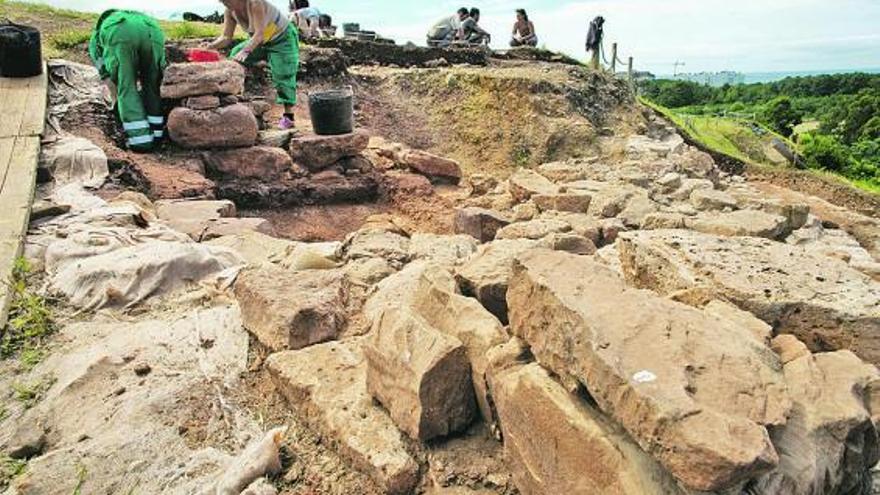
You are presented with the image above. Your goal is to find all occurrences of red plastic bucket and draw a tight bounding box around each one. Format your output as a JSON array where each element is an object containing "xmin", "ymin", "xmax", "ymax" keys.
[{"xmin": 186, "ymin": 49, "xmax": 221, "ymax": 63}]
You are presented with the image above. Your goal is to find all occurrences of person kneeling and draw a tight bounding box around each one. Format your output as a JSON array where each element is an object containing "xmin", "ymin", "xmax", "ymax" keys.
[
  {"xmin": 459, "ymin": 8, "xmax": 490, "ymax": 46},
  {"xmin": 209, "ymin": 0, "xmax": 300, "ymax": 129}
]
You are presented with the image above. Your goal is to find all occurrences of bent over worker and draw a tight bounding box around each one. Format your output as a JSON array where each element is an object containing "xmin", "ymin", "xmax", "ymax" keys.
[
  {"xmin": 209, "ymin": 0, "xmax": 300, "ymax": 129},
  {"xmin": 88, "ymin": 10, "xmax": 166, "ymax": 151}
]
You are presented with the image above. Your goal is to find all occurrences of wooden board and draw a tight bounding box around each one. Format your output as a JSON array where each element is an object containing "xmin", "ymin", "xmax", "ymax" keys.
[
  {"xmin": 0, "ymin": 68, "xmax": 47, "ymax": 138},
  {"xmin": 0, "ymin": 69, "xmax": 46, "ymax": 329}
]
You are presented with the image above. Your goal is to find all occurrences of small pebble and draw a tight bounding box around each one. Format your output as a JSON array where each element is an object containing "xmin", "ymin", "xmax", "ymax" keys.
[{"xmin": 133, "ymin": 362, "xmax": 152, "ymax": 376}]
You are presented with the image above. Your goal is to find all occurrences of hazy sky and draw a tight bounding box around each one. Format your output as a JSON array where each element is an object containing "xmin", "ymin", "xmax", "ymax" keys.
[{"xmin": 37, "ymin": 0, "xmax": 880, "ymax": 74}]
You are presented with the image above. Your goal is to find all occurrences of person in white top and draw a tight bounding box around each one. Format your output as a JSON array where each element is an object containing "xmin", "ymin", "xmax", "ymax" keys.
[
  {"xmin": 427, "ymin": 7, "xmax": 469, "ymax": 47},
  {"xmin": 290, "ymin": 0, "xmax": 322, "ymax": 39}
]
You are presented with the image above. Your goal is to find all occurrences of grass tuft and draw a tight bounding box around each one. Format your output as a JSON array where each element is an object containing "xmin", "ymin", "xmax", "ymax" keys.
[
  {"xmin": 0, "ymin": 455, "xmax": 27, "ymax": 490},
  {"xmin": 48, "ymin": 28, "xmax": 91, "ymax": 50},
  {"xmin": 11, "ymin": 376, "xmax": 54, "ymax": 408},
  {"xmin": 2, "ymin": 257, "xmax": 55, "ymax": 368}
]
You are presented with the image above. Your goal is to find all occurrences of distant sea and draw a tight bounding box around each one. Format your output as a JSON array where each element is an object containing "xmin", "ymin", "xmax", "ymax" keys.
[{"xmin": 656, "ymin": 68, "xmax": 880, "ymax": 86}]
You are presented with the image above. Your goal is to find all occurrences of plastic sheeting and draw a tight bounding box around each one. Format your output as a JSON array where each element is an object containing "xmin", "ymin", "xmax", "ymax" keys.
[
  {"xmin": 48, "ymin": 241, "xmax": 243, "ymax": 310},
  {"xmin": 39, "ymin": 135, "xmax": 109, "ymax": 188}
]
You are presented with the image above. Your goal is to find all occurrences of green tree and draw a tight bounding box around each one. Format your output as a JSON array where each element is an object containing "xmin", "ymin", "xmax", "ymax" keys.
[
  {"xmin": 860, "ymin": 117, "xmax": 880, "ymax": 141},
  {"xmin": 799, "ymin": 133, "xmax": 851, "ymax": 173},
  {"xmin": 841, "ymin": 90, "xmax": 880, "ymax": 143},
  {"xmin": 761, "ymin": 97, "xmax": 802, "ymax": 136}
]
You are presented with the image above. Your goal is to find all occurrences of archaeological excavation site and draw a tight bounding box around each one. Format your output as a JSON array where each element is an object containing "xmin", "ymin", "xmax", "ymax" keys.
[{"xmin": 2, "ymin": 36, "xmax": 880, "ymax": 495}]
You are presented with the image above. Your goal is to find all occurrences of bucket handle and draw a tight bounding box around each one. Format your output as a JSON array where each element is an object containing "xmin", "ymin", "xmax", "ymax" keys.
[{"xmin": 307, "ymin": 84, "xmax": 353, "ymax": 99}]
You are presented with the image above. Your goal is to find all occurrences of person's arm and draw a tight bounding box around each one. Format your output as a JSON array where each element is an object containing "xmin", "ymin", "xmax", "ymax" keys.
[
  {"xmin": 207, "ymin": 9, "xmax": 237, "ymax": 50},
  {"xmin": 233, "ymin": 0, "xmax": 268, "ymax": 61},
  {"xmin": 529, "ymin": 21, "xmax": 535, "ymax": 36}
]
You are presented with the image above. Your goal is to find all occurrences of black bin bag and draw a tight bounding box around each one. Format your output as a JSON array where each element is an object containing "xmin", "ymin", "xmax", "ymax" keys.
[{"xmin": 0, "ymin": 20, "xmax": 43, "ymax": 78}]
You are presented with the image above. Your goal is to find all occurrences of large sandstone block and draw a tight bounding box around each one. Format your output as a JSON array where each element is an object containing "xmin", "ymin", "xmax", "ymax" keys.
[
  {"xmin": 198, "ymin": 217, "xmax": 275, "ymax": 241},
  {"xmin": 507, "ymin": 250, "xmax": 791, "ymax": 491},
  {"xmin": 168, "ymin": 104, "xmax": 258, "ymax": 149},
  {"xmin": 364, "ymin": 261, "xmax": 507, "ymax": 427},
  {"xmin": 456, "ymin": 239, "xmax": 538, "ymax": 323},
  {"xmin": 753, "ymin": 349, "xmax": 880, "ymax": 494},
  {"xmin": 532, "ymin": 192, "xmax": 592, "ymax": 213},
  {"xmin": 155, "ymin": 199, "xmax": 235, "ymax": 222},
  {"xmin": 233, "ymin": 266, "xmax": 347, "ymax": 351},
  {"xmin": 365, "ymin": 308, "xmax": 477, "ymax": 441},
  {"xmin": 203, "ymin": 146, "xmax": 293, "ymax": 180},
  {"xmin": 536, "ymin": 161, "xmax": 590, "ymax": 182},
  {"xmin": 400, "ymin": 149, "xmax": 462, "ymax": 184},
  {"xmin": 206, "ymin": 231, "xmax": 295, "ymax": 266},
  {"xmin": 690, "ymin": 188, "xmax": 737, "ymax": 211},
  {"xmin": 337, "ymin": 228, "xmax": 410, "ymax": 267},
  {"xmin": 160, "ymin": 61, "xmax": 245, "ymax": 99},
  {"xmin": 454, "ymin": 207, "xmax": 510, "ymax": 243},
  {"xmin": 490, "ymin": 363, "xmax": 683, "ymax": 495},
  {"xmin": 686, "ymin": 209, "xmax": 791, "ymax": 240},
  {"xmin": 508, "ymin": 169, "xmax": 558, "ymax": 202},
  {"xmin": 494, "ymin": 218, "xmax": 571, "ymax": 240},
  {"xmin": 289, "ymin": 131, "xmax": 370, "ymax": 171},
  {"xmin": 266, "ymin": 340, "xmax": 420, "ymax": 494},
  {"xmin": 408, "ymin": 233, "xmax": 477, "ymax": 266},
  {"xmin": 408, "ymin": 270, "xmax": 508, "ymax": 426},
  {"xmin": 618, "ymin": 230, "xmax": 880, "ymax": 364}
]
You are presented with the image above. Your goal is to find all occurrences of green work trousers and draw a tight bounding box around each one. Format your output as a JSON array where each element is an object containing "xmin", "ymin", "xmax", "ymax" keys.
[
  {"xmin": 90, "ymin": 11, "xmax": 166, "ymax": 150},
  {"xmin": 231, "ymin": 25, "xmax": 299, "ymax": 105}
]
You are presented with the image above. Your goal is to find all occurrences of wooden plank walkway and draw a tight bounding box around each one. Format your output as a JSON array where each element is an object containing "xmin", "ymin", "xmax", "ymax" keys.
[{"xmin": 0, "ymin": 69, "xmax": 47, "ymax": 330}]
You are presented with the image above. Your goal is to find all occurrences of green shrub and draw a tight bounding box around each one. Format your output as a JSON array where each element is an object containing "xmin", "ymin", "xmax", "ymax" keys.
[
  {"xmin": 800, "ymin": 133, "xmax": 851, "ymax": 173},
  {"xmin": 760, "ymin": 96, "xmax": 803, "ymax": 137}
]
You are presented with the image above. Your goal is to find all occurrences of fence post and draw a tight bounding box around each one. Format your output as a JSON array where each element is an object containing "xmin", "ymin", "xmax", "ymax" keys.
[
  {"xmin": 627, "ymin": 56, "xmax": 633, "ymax": 83},
  {"xmin": 611, "ymin": 43, "xmax": 618, "ymax": 73}
]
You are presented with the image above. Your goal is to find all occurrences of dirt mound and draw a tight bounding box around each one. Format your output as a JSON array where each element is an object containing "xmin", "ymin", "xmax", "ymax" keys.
[{"xmin": 356, "ymin": 64, "xmax": 635, "ymax": 176}]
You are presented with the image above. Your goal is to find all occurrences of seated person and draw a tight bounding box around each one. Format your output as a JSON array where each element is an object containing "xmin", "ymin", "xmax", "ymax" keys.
[
  {"xmin": 427, "ymin": 8, "xmax": 469, "ymax": 46},
  {"xmin": 458, "ymin": 8, "xmax": 490, "ymax": 45},
  {"xmin": 289, "ymin": 0, "xmax": 321, "ymax": 39},
  {"xmin": 317, "ymin": 14, "xmax": 336, "ymax": 37},
  {"xmin": 510, "ymin": 8, "xmax": 537, "ymax": 47}
]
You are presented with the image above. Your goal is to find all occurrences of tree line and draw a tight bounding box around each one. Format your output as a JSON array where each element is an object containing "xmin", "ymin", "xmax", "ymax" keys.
[{"xmin": 639, "ymin": 73, "xmax": 880, "ymax": 188}]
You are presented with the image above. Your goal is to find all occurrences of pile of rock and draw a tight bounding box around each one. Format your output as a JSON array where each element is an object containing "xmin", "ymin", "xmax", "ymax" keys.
[
  {"xmin": 222, "ymin": 124, "xmax": 880, "ymax": 495},
  {"xmin": 162, "ymin": 61, "xmax": 259, "ymax": 149}
]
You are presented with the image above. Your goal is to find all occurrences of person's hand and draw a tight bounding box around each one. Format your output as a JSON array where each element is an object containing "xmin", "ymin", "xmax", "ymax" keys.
[
  {"xmin": 102, "ymin": 80, "xmax": 117, "ymax": 108},
  {"xmin": 232, "ymin": 47, "xmax": 251, "ymax": 63}
]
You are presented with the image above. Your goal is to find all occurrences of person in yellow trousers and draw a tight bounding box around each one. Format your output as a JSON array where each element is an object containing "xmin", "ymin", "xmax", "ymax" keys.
[
  {"xmin": 89, "ymin": 10, "xmax": 166, "ymax": 151},
  {"xmin": 208, "ymin": 0, "xmax": 300, "ymax": 129}
]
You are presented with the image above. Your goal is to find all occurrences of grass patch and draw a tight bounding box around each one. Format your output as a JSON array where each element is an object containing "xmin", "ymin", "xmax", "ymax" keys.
[
  {"xmin": 0, "ymin": 0, "xmax": 94, "ymax": 21},
  {"xmin": 47, "ymin": 28, "xmax": 91, "ymax": 50},
  {"xmin": 641, "ymin": 97, "xmax": 880, "ymax": 196},
  {"xmin": 2, "ymin": 257, "xmax": 54, "ymax": 368},
  {"xmin": 0, "ymin": 455, "xmax": 27, "ymax": 490},
  {"xmin": 160, "ymin": 20, "xmax": 225, "ymax": 41},
  {"xmin": 11, "ymin": 376, "xmax": 54, "ymax": 408}
]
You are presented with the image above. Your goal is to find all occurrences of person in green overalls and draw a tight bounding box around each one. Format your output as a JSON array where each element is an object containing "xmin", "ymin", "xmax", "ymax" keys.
[
  {"xmin": 208, "ymin": 0, "xmax": 300, "ymax": 129},
  {"xmin": 88, "ymin": 10, "xmax": 166, "ymax": 151}
]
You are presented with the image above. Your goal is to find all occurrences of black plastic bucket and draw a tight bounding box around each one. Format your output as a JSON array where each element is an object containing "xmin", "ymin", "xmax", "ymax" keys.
[
  {"xmin": 0, "ymin": 21, "xmax": 43, "ymax": 78},
  {"xmin": 308, "ymin": 87, "xmax": 353, "ymax": 135}
]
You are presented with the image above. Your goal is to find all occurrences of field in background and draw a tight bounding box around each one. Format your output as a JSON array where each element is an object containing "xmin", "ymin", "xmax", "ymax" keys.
[{"xmin": 0, "ymin": 0, "xmax": 226, "ymax": 61}]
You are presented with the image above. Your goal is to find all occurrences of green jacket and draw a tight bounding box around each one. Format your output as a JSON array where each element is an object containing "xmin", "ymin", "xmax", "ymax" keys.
[{"xmin": 88, "ymin": 10, "xmax": 163, "ymax": 80}]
